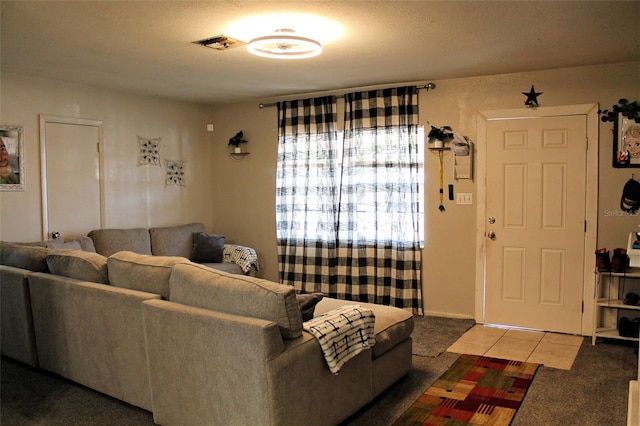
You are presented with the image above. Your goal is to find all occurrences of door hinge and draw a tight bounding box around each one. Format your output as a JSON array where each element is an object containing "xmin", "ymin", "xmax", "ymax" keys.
[
  {"xmin": 581, "ymin": 301, "xmax": 584, "ymax": 313},
  {"xmin": 584, "ymin": 221, "xmax": 587, "ymax": 232},
  {"xmin": 585, "ymin": 137, "xmax": 589, "ymax": 150}
]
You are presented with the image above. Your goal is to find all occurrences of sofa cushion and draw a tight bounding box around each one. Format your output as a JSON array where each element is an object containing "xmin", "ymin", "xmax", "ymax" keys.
[
  {"xmin": 46, "ymin": 249, "xmax": 109, "ymax": 284},
  {"xmin": 200, "ymin": 262, "xmax": 246, "ymax": 275},
  {"xmin": 149, "ymin": 223, "xmax": 205, "ymax": 258},
  {"xmin": 76, "ymin": 236, "xmax": 97, "ymax": 252},
  {"xmin": 297, "ymin": 293, "xmax": 324, "ymax": 321},
  {"xmin": 0, "ymin": 242, "xmax": 52, "ymax": 272},
  {"xmin": 170, "ymin": 263, "xmax": 303, "ymax": 339},
  {"xmin": 190, "ymin": 232, "xmax": 225, "ymax": 263},
  {"xmin": 8, "ymin": 241, "xmax": 48, "ymax": 247},
  {"xmin": 108, "ymin": 251, "xmax": 189, "ymax": 299},
  {"xmin": 314, "ymin": 298, "xmax": 414, "ymax": 358},
  {"xmin": 88, "ymin": 228, "xmax": 152, "ymax": 257},
  {"xmin": 45, "ymin": 236, "xmax": 96, "ymax": 252},
  {"xmin": 46, "ymin": 239, "xmax": 82, "ymax": 250}
]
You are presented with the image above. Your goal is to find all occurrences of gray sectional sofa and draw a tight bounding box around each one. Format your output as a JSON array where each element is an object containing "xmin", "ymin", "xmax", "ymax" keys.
[
  {"xmin": 0, "ymin": 223, "xmax": 414, "ymax": 425},
  {"xmin": 87, "ymin": 222, "xmax": 259, "ymax": 276}
]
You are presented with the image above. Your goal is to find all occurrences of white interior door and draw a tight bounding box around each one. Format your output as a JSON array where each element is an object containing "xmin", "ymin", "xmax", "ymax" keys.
[
  {"xmin": 40, "ymin": 116, "xmax": 104, "ymax": 240},
  {"xmin": 484, "ymin": 114, "xmax": 587, "ymax": 334}
]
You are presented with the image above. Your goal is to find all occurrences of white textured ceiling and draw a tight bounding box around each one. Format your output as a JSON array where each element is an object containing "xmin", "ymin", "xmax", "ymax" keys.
[{"xmin": 1, "ymin": 1, "xmax": 638, "ymax": 105}]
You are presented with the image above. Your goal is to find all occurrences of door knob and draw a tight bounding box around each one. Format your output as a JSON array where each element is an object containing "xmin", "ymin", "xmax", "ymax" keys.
[
  {"xmin": 51, "ymin": 231, "xmax": 61, "ymax": 240},
  {"xmin": 487, "ymin": 231, "xmax": 496, "ymax": 239}
]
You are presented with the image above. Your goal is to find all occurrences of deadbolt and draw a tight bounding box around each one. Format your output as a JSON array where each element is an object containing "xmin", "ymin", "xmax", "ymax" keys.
[{"xmin": 488, "ymin": 217, "xmax": 496, "ymax": 224}]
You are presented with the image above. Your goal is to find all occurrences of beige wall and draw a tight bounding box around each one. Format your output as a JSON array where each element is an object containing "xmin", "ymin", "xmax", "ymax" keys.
[
  {"xmin": 0, "ymin": 73, "xmax": 216, "ymax": 242},
  {"xmin": 2, "ymin": 62, "xmax": 639, "ymax": 319},
  {"xmin": 210, "ymin": 62, "xmax": 640, "ymax": 318}
]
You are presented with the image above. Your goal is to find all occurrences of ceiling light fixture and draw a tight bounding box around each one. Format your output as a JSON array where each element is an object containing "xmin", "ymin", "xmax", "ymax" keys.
[{"xmin": 247, "ymin": 29, "xmax": 322, "ymax": 59}]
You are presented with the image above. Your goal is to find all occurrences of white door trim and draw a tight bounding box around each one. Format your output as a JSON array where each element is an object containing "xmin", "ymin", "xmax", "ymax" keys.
[
  {"xmin": 475, "ymin": 104, "xmax": 599, "ymax": 336},
  {"xmin": 39, "ymin": 115, "xmax": 105, "ymax": 240}
]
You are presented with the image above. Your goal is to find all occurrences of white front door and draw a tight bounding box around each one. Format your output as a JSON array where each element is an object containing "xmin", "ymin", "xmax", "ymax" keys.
[
  {"xmin": 40, "ymin": 116, "xmax": 104, "ymax": 240},
  {"xmin": 483, "ymin": 114, "xmax": 587, "ymax": 334}
]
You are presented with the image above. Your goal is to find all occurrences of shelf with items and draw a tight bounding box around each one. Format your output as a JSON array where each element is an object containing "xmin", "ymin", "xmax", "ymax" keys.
[
  {"xmin": 228, "ymin": 141, "xmax": 249, "ymax": 159},
  {"xmin": 597, "ymin": 298, "xmax": 640, "ymax": 310},
  {"xmin": 595, "ymin": 328, "xmax": 637, "ymax": 342},
  {"xmin": 228, "ymin": 130, "xmax": 249, "ymax": 160},
  {"xmin": 593, "ymin": 269, "xmax": 640, "ymax": 345}
]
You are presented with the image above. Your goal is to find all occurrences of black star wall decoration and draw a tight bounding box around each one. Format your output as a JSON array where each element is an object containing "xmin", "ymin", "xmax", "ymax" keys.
[{"xmin": 523, "ymin": 85, "xmax": 543, "ymax": 107}]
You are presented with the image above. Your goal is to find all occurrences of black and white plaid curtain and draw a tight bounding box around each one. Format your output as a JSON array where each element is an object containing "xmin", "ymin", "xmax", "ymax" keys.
[
  {"xmin": 276, "ymin": 96, "xmax": 340, "ymax": 290},
  {"xmin": 337, "ymin": 87, "xmax": 423, "ymax": 313},
  {"xmin": 276, "ymin": 87, "xmax": 424, "ymax": 314}
]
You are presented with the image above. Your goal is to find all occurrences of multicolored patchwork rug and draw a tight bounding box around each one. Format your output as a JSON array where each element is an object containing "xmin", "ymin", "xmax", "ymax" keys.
[{"xmin": 394, "ymin": 354, "xmax": 540, "ymax": 425}]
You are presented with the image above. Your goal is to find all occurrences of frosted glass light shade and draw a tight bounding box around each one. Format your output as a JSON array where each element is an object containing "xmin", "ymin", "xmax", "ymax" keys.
[{"xmin": 247, "ymin": 35, "xmax": 322, "ymax": 59}]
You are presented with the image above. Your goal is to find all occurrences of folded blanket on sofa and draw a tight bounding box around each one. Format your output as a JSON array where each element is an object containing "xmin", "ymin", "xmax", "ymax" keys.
[
  {"xmin": 303, "ymin": 305, "xmax": 375, "ymax": 374},
  {"xmin": 222, "ymin": 244, "xmax": 259, "ymax": 273}
]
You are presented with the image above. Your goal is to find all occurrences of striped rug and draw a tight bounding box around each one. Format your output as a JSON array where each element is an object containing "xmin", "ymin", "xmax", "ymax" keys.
[{"xmin": 394, "ymin": 354, "xmax": 540, "ymax": 425}]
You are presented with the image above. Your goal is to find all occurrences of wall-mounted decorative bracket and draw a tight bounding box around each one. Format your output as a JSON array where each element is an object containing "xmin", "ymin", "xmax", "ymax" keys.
[
  {"xmin": 228, "ymin": 130, "xmax": 249, "ymax": 160},
  {"xmin": 229, "ymin": 142, "xmax": 250, "ymax": 160}
]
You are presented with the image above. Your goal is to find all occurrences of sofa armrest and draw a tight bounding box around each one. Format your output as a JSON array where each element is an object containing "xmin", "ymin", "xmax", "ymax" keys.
[
  {"xmin": 142, "ymin": 299, "xmax": 284, "ymax": 425},
  {"xmin": 222, "ymin": 244, "xmax": 259, "ymax": 272},
  {"xmin": 142, "ymin": 299, "xmax": 373, "ymax": 426}
]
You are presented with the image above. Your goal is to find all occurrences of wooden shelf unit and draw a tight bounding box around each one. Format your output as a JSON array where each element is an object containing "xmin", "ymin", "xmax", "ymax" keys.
[{"xmin": 593, "ymin": 269, "xmax": 640, "ymax": 345}]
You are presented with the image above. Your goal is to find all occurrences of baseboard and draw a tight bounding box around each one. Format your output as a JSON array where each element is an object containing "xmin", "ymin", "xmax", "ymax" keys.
[{"xmin": 422, "ymin": 310, "xmax": 475, "ymax": 320}]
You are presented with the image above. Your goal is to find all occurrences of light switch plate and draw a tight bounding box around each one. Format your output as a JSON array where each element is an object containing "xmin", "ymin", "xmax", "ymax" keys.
[{"xmin": 456, "ymin": 193, "xmax": 473, "ymax": 205}]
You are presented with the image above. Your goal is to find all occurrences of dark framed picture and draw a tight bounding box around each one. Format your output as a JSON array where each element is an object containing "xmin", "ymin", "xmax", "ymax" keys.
[
  {"xmin": 0, "ymin": 124, "xmax": 25, "ymax": 191},
  {"xmin": 613, "ymin": 113, "xmax": 640, "ymax": 168}
]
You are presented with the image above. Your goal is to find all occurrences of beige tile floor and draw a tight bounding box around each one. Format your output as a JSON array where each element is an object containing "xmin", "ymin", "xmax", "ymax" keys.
[{"xmin": 447, "ymin": 324, "xmax": 583, "ymax": 370}]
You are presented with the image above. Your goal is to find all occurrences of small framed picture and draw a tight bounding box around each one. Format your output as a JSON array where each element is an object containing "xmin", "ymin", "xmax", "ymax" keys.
[
  {"xmin": 613, "ymin": 114, "xmax": 640, "ymax": 168},
  {"xmin": 0, "ymin": 124, "xmax": 25, "ymax": 191}
]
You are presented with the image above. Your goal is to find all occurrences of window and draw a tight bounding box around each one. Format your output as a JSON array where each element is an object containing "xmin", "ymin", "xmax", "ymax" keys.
[{"xmin": 276, "ymin": 87, "xmax": 424, "ymax": 313}]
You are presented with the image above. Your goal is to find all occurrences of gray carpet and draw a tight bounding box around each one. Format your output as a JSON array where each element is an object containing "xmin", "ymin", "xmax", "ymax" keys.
[
  {"xmin": 2, "ymin": 316, "xmax": 637, "ymax": 426},
  {"xmin": 1, "ymin": 357, "xmax": 154, "ymax": 425},
  {"xmin": 512, "ymin": 338, "xmax": 636, "ymax": 425},
  {"xmin": 411, "ymin": 315, "xmax": 475, "ymax": 357}
]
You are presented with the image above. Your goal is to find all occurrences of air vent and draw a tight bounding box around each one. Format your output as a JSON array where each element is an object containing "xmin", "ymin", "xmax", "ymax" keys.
[{"xmin": 193, "ymin": 35, "xmax": 246, "ymax": 51}]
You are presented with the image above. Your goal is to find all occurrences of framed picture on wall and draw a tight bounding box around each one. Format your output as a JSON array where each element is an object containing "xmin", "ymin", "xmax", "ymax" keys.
[
  {"xmin": 0, "ymin": 124, "xmax": 25, "ymax": 191},
  {"xmin": 613, "ymin": 113, "xmax": 640, "ymax": 168}
]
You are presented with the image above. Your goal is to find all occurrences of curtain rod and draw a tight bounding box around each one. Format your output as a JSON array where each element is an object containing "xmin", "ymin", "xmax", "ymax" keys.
[{"xmin": 258, "ymin": 82, "xmax": 436, "ymax": 109}]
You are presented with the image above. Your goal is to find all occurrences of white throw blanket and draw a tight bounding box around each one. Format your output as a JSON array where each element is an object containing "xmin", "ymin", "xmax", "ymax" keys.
[
  {"xmin": 303, "ymin": 305, "xmax": 375, "ymax": 375},
  {"xmin": 222, "ymin": 244, "xmax": 259, "ymax": 273}
]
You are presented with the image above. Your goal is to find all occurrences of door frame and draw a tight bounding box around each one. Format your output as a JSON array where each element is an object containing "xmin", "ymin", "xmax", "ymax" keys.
[
  {"xmin": 475, "ymin": 104, "xmax": 599, "ymax": 336},
  {"xmin": 39, "ymin": 115, "xmax": 105, "ymax": 240}
]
